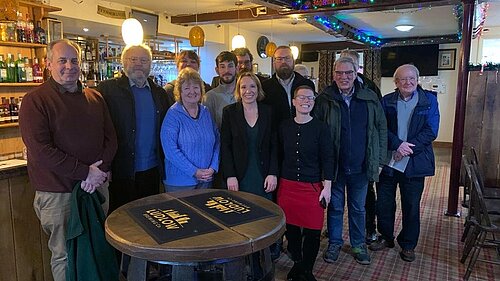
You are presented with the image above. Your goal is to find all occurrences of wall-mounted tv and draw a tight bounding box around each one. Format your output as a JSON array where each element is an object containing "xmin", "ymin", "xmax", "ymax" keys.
[
  {"xmin": 131, "ymin": 9, "xmax": 159, "ymax": 38},
  {"xmin": 381, "ymin": 44, "xmax": 439, "ymax": 77}
]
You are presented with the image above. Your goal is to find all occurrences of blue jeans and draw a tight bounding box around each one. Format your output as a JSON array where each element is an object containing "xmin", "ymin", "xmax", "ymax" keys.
[
  {"xmin": 376, "ymin": 171, "xmax": 424, "ymax": 250},
  {"xmin": 327, "ymin": 172, "xmax": 368, "ymax": 248}
]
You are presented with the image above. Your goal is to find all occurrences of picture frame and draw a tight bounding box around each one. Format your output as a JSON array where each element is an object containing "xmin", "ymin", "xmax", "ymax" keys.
[{"xmin": 438, "ymin": 49, "xmax": 456, "ymax": 70}]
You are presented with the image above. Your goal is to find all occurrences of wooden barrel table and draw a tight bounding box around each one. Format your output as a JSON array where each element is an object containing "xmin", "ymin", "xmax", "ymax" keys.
[{"xmin": 105, "ymin": 189, "xmax": 285, "ymax": 281}]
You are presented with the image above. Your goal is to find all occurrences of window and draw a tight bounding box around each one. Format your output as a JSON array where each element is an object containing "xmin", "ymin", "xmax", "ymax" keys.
[{"xmin": 482, "ymin": 39, "xmax": 500, "ymax": 63}]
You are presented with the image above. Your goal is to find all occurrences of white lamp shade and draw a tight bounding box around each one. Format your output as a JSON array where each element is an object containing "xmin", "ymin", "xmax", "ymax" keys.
[
  {"xmin": 232, "ymin": 34, "xmax": 246, "ymax": 50},
  {"xmin": 122, "ymin": 18, "xmax": 144, "ymax": 46},
  {"xmin": 290, "ymin": 45, "xmax": 299, "ymax": 60}
]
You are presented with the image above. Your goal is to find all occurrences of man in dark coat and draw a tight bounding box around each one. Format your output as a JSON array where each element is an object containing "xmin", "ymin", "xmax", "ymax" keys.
[
  {"xmin": 98, "ymin": 44, "xmax": 173, "ymax": 213},
  {"xmin": 369, "ymin": 64, "xmax": 440, "ymax": 263}
]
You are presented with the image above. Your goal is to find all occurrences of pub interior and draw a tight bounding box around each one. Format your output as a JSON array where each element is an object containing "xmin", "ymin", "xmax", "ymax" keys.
[{"xmin": 1, "ymin": 0, "xmax": 500, "ymax": 280}]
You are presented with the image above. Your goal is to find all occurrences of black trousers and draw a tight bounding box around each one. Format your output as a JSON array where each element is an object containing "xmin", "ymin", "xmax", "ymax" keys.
[
  {"xmin": 365, "ymin": 181, "xmax": 377, "ymax": 235},
  {"xmin": 108, "ymin": 167, "xmax": 160, "ymax": 213},
  {"xmin": 285, "ymin": 224, "xmax": 321, "ymax": 271}
]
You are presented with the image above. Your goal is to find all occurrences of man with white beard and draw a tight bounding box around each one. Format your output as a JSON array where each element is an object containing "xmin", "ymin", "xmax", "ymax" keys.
[
  {"xmin": 98, "ymin": 44, "xmax": 173, "ymax": 213},
  {"xmin": 262, "ymin": 46, "xmax": 315, "ymax": 129}
]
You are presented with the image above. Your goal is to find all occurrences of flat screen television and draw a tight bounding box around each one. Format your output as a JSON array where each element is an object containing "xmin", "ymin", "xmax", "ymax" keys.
[
  {"xmin": 131, "ymin": 9, "xmax": 159, "ymax": 38},
  {"xmin": 381, "ymin": 44, "xmax": 439, "ymax": 77}
]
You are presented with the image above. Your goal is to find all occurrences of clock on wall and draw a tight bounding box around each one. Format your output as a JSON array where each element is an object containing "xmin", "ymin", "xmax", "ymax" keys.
[{"xmin": 257, "ymin": 36, "xmax": 269, "ymax": 58}]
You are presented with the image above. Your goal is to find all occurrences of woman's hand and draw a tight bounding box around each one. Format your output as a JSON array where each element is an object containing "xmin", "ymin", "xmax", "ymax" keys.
[
  {"xmin": 195, "ymin": 168, "xmax": 214, "ymax": 182},
  {"xmin": 319, "ymin": 180, "xmax": 332, "ymax": 205},
  {"xmin": 264, "ymin": 175, "xmax": 278, "ymax": 193},
  {"xmin": 227, "ymin": 177, "xmax": 239, "ymax": 191}
]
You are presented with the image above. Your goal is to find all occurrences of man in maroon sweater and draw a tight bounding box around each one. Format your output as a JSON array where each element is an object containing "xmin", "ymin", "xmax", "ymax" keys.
[{"xmin": 19, "ymin": 39, "xmax": 117, "ymax": 281}]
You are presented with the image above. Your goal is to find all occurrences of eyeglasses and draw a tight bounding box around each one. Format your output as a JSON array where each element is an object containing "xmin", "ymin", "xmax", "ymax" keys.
[
  {"xmin": 334, "ymin": 70, "xmax": 355, "ymax": 76},
  {"xmin": 295, "ymin": 95, "xmax": 316, "ymax": 101},
  {"xmin": 274, "ymin": 56, "xmax": 292, "ymax": 62},
  {"xmin": 397, "ymin": 77, "xmax": 417, "ymax": 83},
  {"xmin": 126, "ymin": 57, "xmax": 150, "ymax": 64}
]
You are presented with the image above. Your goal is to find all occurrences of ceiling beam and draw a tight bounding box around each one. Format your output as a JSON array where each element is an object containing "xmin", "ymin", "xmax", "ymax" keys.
[
  {"xmin": 171, "ymin": 6, "xmax": 283, "ymax": 26},
  {"xmin": 301, "ymin": 41, "xmax": 366, "ymax": 52}
]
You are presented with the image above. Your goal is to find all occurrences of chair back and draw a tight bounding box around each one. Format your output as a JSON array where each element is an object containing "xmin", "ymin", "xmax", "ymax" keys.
[
  {"xmin": 470, "ymin": 147, "xmax": 487, "ymax": 192},
  {"xmin": 464, "ymin": 158, "xmax": 494, "ymax": 227}
]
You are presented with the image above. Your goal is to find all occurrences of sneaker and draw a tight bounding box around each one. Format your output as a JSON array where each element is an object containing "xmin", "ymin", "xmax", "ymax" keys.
[
  {"xmin": 365, "ymin": 232, "xmax": 378, "ymax": 245},
  {"xmin": 352, "ymin": 245, "xmax": 371, "ymax": 265},
  {"xmin": 368, "ymin": 237, "xmax": 395, "ymax": 251},
  {"xmin": 323, "ymin": 243, "xmax": 342, "ymax": 263},
  {"xmin": 399, "ymin": 249, "xmax": 416, "ymax": 262}
]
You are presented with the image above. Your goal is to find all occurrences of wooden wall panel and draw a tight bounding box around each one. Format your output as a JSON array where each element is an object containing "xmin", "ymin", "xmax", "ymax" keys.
[
  {"xmin": 464, "ymin": 71, "xmax": 500, "ymax": 187},
  {"xmin": 0, "ymin": 179, "xmax": 16, "ymax": 281},
  {"xmin": 10, "ymin": 176, "xmax": 45, "ymax": 281}
]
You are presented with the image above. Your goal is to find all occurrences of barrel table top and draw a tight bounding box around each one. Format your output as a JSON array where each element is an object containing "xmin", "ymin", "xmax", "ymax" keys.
[{"xmin": 105, "ymin": 189, "xmax": 285, "ymax": 263}]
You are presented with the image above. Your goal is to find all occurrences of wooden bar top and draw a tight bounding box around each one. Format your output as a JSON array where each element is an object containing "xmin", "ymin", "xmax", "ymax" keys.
[{"xmin": 105, "ymin": 189, "xmax": 285, "ymax": 263}]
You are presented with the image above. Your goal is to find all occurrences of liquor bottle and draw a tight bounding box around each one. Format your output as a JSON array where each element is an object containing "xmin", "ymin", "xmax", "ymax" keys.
[
  {"xmin": 24, "ymin": 58, "xmax": 33, "ymax": 82},
  {"xmin": 0, "ymin": 97, "xmax": 7, "ymax": 123},
  {"xmin": 32, "ymin": 58, "xmax": 43, "ymax": 83},
  {"xmin": 85, "ymin": 43, "xmax": 93, "ymax": 61},
  {"xmin": 9, "ymin": 97, "xmax": 18, "ymax": 122},
  {"xmin": 16, "ymin": 12, "xmax": 26, "ymax": 43},
  {"xmin": 6, "ymin": 22, "xmax": 16, "ymax": 42},
  {"xmin": 6, "ymin": 54, "xmax": 16, "ymax": 83},
  {"xmin": 34, "ymin": 21, "xmax": 46, "ymax": 44},
  {"xmin": 25, "ymin": 14, "xmax": 34, "ymax": 43},
  {"xmin": 0, "ymin": 55, "xmax": 7, "ymax": 82},
  {"xmin": 42, "ymin": 58, "xmax": 50, "ymax": 81},
  {"xmin": 0, "ymin": 23, "xmax": 7, "ymax": 42},
  {"xmin": 16, "ymin": 54, "xmax": 26, "ymax": 82}
]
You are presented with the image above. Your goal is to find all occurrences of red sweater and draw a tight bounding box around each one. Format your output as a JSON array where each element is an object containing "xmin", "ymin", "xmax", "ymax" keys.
[{"xmin": 19, "ymin": 79, "xmax": 117, "ymax": 193}]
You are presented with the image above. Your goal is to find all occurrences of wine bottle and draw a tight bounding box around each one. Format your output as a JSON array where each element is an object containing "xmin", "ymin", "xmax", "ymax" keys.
[
  {"xmin": 32, "ymin": 58, "xmax": 43, "ymax": 83},
  {"xmin": 16, "ymin": 54, "xmax": 26, "ymax": 82},
  {"xmin": 6, "ymin": 54, "xmax": 16, "ymax": 83},
  {"xmin": 0, "ymin": 55, "xmax": 7, "ymax": 82},
  {"xmin": 24, "ymin": 58, "xmax": 33, "ymax": 82}
]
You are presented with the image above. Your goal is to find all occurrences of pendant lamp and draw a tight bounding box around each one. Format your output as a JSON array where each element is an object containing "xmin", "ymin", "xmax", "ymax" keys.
[
  {"xmin": 122, "ymin": 17, "xmax": 144, "ymax": 46},
  {"xmin": 231, "ymin": 1, "xmax": 246, "ymax": 50},
  {"xmin": 265, "ymin": 18, "xmax": 277, "ymax": 57},
  {"xmin": 189, "ymin": 0, "xmax": 205, "ymax": 47}
]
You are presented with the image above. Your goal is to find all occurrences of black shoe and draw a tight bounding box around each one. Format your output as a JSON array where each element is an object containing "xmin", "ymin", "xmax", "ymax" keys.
[
  {"xmin": 368, "ymin": 237, "xmax": 395, "ymax": 251},
  {"xmin": 365, "ymin": 232, "xmax": 378, "ymax": 245},
  {"xmin": 303, "ymin": 270, "xmax": 317, "ymax": 281},
  {"xmin": 399, "ymin": 249, "xmax": 416, "ymax": 262},
  {"xmin": 287, "ymin": 263, "xmax": 304, "ymax": 281}
]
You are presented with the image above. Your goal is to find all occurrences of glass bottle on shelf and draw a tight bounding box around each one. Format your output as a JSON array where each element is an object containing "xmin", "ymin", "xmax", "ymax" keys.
[
  {"xmin": 34, "ymin": 21, "xmax": 46, "ymax": 44},
  {"xmin": 6, "ymin": 22, "xmax": 16, "ymax": 42},
  {"xmin": 32, "ymin": 58, "xmax": 43, "ymax": 83},
  {"xmin": 16, "ymin": 54, "xmax": 26, "ymax": 82},
  {"xmin": 6, "ymin": 53, "xmax": 16, "ymax": 83},
  {"xmin": 24, "ymin": 58, "xmax": 33, "ymax": 82},
  {"xmin": 0, "ymin": 55, "xmax": 7, "ymax": 82},
  {"xmin": 0, "ymin": 97, "xmax": 9, "ymax": 124},
  {"xmin": 25, "ymin": 14, "xmax": 34, "ymax": 43},
  {"xmin": 9, "ymin": 97, "xmax": 18, "ymax": 122},
  {"xmin": 16, "ymin": 12, "xmax": 26, "ymax": 43},
  {"xmin": 0, "ymin": 23, "xmax": 7, "ymax": 42},
  {"xmin": 85, "ymin": 43, "xmax": 93, "ymax": 61}
]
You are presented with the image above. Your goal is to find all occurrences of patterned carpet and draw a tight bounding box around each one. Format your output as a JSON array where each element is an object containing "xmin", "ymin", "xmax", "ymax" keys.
[{"xmin": 273, "ymin": 148, "xmax": 500, "ymax": 281}]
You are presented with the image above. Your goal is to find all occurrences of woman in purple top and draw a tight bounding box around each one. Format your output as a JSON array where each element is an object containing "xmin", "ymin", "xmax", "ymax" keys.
[{"xmin": 160, "ymin": 67, "xmax": 220, "ymax": 191}]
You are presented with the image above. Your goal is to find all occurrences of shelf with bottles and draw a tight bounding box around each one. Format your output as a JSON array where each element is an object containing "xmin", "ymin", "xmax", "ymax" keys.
[
  {"xmin": 0, "ymin": 82, "xmax": 42, "ymax": 87},
  {"xmin": 0, "ymin": 53, "xmax": 45, "ymax": 84},
  {"xmin": 0, "ymin": 96, "xmax": 20, "ymax": 127},
  {"xmin": 0, "ymin": 122, "xmax": 18, "ymax": 128},
  {"xmin": 0, "ymin": 41, "xmax": 46, "ymax": 48}
]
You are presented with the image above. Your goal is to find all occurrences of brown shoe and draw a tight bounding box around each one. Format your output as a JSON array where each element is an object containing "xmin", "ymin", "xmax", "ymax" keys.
[
  {"xmin": 368, "ymin": 237, "xmax": 395, "ymax": 251},
  {"xmin": 399, "ymin": 249, "xmax": 416, "ymax": 262}
]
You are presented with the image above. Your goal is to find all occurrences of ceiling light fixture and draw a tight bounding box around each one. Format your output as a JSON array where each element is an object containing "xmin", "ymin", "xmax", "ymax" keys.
[
  {"xmin": 121, "ymin": 1, "xmax": 144, "ymax": 46},
  {"xmin": 395, "ymin": 25, "xmax": 415, "ymax": 32},
  {"xmin": 231, "ymin": 1, "xmax": 246, "ymax": 50},
  {"xmin": 266, "ymin": 18, "xmax": 277, "ymax": 57},
  {"xmin": 83, "ymin": 28, "xmax": 89, "ymax": 32},
  {"xmin": 189, "ymin": 0, "xmax": 205, "ymax": 47}
]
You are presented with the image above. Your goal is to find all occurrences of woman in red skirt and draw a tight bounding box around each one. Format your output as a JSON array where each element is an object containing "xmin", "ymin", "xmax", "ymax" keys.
[{"xmin": 278, "ymin": 85, "xmax": 334, "ymax": 281}]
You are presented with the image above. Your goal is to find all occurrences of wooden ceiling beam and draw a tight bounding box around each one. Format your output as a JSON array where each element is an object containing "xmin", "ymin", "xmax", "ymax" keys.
[
  {"xmin": 301, "ymin": 41, "xmax": 366, "ymax": 52},
  {"xmin": 171, "ymin": 0, "xmax": 460, "ymax": 26}
]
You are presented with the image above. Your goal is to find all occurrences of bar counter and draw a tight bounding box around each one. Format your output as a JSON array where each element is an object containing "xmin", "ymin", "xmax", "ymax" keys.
[{"xmin": 0, "ymin": 162, "xmax": 53, "ymax": 281}]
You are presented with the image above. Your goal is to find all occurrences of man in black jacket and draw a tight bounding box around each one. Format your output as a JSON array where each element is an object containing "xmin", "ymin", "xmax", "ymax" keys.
[
  {"xmin": 98, "ymin": 44, "xmax": 174, "ymax": 213},
  {"xmin": 262, "ymin": 46, "xmax": 315, "ymax": 129}
]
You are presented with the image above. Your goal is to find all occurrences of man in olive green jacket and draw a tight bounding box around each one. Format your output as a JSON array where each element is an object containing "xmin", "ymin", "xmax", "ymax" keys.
[{"xmin": 313, "ymin": 56, "xmax": 387, "ymax": 265}]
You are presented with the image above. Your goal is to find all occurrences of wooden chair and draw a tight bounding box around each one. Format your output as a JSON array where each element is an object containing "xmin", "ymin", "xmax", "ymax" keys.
[
  {"xmin": 460, "ymin": 160, "xmax": 500, "ymax": 281},
  {"xmin": 470, "ymin": 147, "xmax": 500, "ymax": 199}
]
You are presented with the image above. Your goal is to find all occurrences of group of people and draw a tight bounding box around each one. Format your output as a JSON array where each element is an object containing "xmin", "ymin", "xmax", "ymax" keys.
[{"xmin": 19, "ymin": 39, "xmax": 439, "ymax": 281}]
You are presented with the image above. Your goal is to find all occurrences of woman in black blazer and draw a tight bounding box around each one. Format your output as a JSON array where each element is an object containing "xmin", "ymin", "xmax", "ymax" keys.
[{"xmin": 220, "ymin": 72, "xmax": 278, "ymax": 200}]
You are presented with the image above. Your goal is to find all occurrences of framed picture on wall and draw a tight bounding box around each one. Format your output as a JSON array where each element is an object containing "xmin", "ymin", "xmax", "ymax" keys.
[{"xmin": 438, "ymin": 49, "xmax": 456, "ymax": 70}]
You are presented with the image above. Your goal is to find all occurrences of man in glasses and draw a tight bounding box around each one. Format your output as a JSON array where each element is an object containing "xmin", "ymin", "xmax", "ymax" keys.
[
  {"xmin": 262, "ymin": 46, "xmax": 315, "ymax": 130},
  {"xmin": 98, "ymin": 44, "xmax": 173, "ymax": 213},
  {"xmin": 369, "ymin": 64, "xmax": 439, "ymax": 263},
  {"xmin": 314, "ymin": 56, "xmax": 387, "ymax": 265}
]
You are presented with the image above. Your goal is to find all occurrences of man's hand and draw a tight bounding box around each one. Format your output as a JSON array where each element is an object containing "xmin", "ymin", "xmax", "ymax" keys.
[
  {"xmin": 85, "ymin": 160, "xmax": 107, "ymax": 187},
  {"xmin": 264, "ymin": 175, "xmax": 277, "ymax": 193},
  {"xmin": 227, "ymin": 177, "xmax": 239, "ymax": 191},
  {"xmin": 397, "ymin": 142, "xmax": 415, "ymax": 157},
  {"xmin": 80, "ymin": 180, "xmax": 97, "ymax": 194}
]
